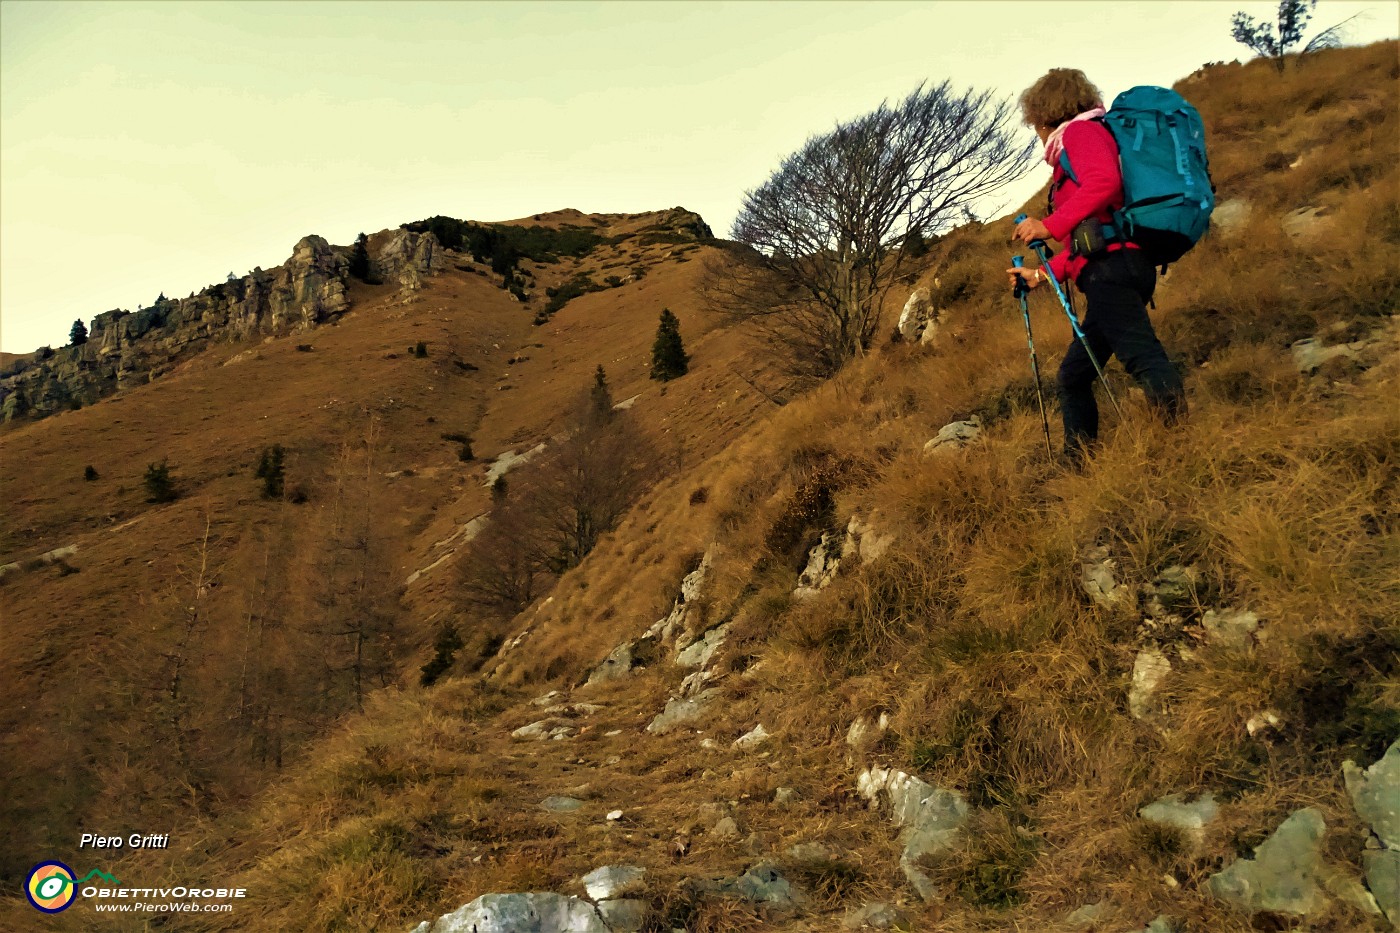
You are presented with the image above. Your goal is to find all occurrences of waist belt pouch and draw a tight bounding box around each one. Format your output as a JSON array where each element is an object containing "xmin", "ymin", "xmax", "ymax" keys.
[{"xmin": 1070, "ymin": 219, "xmax": 1110, "ymax": 258}]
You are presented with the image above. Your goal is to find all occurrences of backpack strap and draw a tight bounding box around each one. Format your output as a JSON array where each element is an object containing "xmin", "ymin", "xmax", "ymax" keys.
[{"xmin": 1058, "ymin": 150, "xmax": 1079, "ymax": 187}]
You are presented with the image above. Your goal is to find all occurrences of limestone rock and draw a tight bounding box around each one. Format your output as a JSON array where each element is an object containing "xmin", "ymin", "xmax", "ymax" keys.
[
  {"xmin": 793, "ymin": 532, "xmax": 841, "ymax": 600},
  {"xmin": 595, "ymin": 898, "xmax": 646, "ymax": 932},
  {"xmin": 1203, "ymin": 609, "xmax": 1261, "ymax": 648},
  {"xmin": 733, "ymin": 723, "xmax": 771, "ymax": 750},
  {"xmin": 1081, "ymin": 546, "xmax": 1136, "ymax": 612},
  {"xmin": 646, "ymin": 688, "xmax": 719, "ymax": 734},
  {"xmin": 513, "ymin": 719, "xmax": 562, "ymax": 740},
  {"xmin": 581, "ymin": 865, "xmax": 646, "ymax": 901},
  {"xmin": 417, "ymin": 892, "xmax": 608, "ymax": 932},
  {"xmin": 897, "ymin": 287, "xmax": 942, "ymax": 344},
  {"xmin": 649, "ymin": 552, "xmax": 711, "ymax": 645},
  {"xmin": 842, "ymin": 901, "xmax": 903, "ymax": 929},
  {"xmin": 711, "ymin": 862, "xmax": 804, "ymax": 908},
  {"xmin": 710, "ymin": 816, "xmax": 740, "ymax": 839},
  {"xmin": 375, "ymin": 228, "xmax": 439, "ymax": 294},
  {"xmin": 2, "ymin": 234, "xmax": 357, "ymax": 421},
  {"xmin": 1344, "ymin": 739, "xmax": 1400, "ymax": 848},
  {"xmin": 923, "ymin": 416, "xmax": 983, "ymax": 455},
  {"xmin": 1207, "ymin": 808, "xmax": 1326, "ymax": 916},
  {"xmin": 843, "ymin": 513, "xmax": 895, "ymax": 564},
  {"xmin": 541, "ymin": 795, "xmax": 584, "ymax": 812},
  {"xmin": 1129, "ymin": 649, "xmax": 1172, "ymax": 720},
  {"xmin": 1139, "ymin": 793, "xmax": 1218, "ymax": 842},
  {"xmin": 858, "ymin": 765, "xmax": 968, "ymax": 901},
  {"xmin": 1291, "ymin": 337, "xmax": 1359, "ymax": 374},
  {"xmin": 1211, "ymin": 198, "xmax": 1252, "ymax": 236},
  {"xmin": 675, "ymin": 623, "xmax": 731, "ymax": 669},
  {"xmin": 588, "ymin": 634, "xmax": 659, "ymax": 685},
  {"xmin": 1363, "ymin": 849, "xmax": 1400, "ymax": 926},
  {"xmin": 1127, "ymin": 916, "xmax": 1176, "ymax": 933}
]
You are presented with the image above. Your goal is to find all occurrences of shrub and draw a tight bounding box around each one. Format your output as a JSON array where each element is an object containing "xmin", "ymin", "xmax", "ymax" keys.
[
  {"xmin": 83, "ymin": 465, "xmax": 98, "ymax": 481},
  {"xmin": 143, "ymin": 460, "xmax": 177, "ymax": 503}
]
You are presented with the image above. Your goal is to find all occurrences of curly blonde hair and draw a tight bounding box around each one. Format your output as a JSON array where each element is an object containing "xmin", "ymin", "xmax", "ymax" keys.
[{"xmin": 1019, "ymin": 69, "xmax": 1103, "ymax": 129}]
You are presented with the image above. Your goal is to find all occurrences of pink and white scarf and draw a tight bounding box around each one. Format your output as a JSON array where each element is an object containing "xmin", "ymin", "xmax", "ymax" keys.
[{"xmin": 1044, "ymin": 106, "xmax": 1106, "ymax": 166}]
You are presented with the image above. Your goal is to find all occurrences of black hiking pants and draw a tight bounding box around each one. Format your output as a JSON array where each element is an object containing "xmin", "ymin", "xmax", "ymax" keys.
[{"xmin": 1056, "ymin": 248, "xmax": 1186, "ymax": 459}]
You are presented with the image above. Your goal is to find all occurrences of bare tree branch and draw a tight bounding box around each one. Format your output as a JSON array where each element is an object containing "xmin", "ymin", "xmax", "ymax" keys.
[{"xmin": 712, "ymin": 81, "xmax": 1031, "ymax": 378}]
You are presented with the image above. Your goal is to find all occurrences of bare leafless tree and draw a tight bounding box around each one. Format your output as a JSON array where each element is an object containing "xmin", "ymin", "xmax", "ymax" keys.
[{"xmin": 708, "ymin": 81, "xmax": 1031, "ymax": 377}]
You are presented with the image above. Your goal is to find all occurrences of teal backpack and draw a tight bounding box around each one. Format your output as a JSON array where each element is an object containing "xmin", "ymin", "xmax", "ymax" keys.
[{"xmin": 1059, "ymin": 86, "xmax": 1214, "ymax": 266}]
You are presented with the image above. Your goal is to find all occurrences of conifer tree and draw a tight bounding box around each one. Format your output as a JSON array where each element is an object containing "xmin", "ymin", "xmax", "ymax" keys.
[
  {"xmin": 589, "ymin": 364, "xmax": 613, "ymax": 423},
  {"xmin": 350, "ymin": 233, "xmax": 372, "ymax": 282},
  {"xmin": 70, "ymin": 319, "xmax": 88, "ymax": 346},
  {"xmin": 650, "ymin": 308, "xmax": 690, "ymax": 381}
]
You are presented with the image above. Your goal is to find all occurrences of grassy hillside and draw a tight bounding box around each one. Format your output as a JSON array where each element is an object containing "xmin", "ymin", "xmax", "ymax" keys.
[
  {"xmin": 4, "ymin": 41, "xmax": 1397, "ymax": 933},
  {"xmin": 0, "ymin": 208, "xmax": 776, "ymax": 890}
]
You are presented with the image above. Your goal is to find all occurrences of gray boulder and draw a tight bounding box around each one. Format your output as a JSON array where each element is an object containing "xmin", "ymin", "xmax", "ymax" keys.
[
  {"xmin": 1344, "ymin": 739, "xmax": 1400, "ymax": 848},
  {"xmin": 646, "ymin": 689, "xmax": 719, "ymax": 734},
  {"xmin": 581, "ymin": 865, "xmax": 646, "ymax": 901},
  {"xmin": 1207, "ymin": 808, "xmax": 1326, "ymax": 915},
  {"xmin": 415, "ymin": 892, "xmax": 608, "ymax": 932}
]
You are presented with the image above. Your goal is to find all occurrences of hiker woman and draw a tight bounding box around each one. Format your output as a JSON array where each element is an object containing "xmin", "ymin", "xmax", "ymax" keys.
[{"xmin": 1007, "ymin": 68, "xmax": 1186, "ymax": 463}]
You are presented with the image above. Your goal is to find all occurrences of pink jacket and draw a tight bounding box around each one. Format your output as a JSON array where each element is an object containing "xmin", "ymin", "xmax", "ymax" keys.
[{"xmin": 1042, "ymin": 119, "xmax": 1138, "ymax": 283}]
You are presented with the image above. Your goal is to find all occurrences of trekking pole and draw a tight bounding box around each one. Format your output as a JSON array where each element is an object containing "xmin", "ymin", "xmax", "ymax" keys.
[
  {"xmin": 1012, "ymin": 255, "xmax": 1054, "ymax": 456},
  {"xmin": 1016, "ymin": 214, "xmax": 1123, "ymax": 419}
]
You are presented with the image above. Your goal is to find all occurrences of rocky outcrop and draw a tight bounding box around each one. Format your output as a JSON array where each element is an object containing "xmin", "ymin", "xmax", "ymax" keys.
[
  {"xmin": 376, "ymin": 227, "xmax": 439, "ymax": 295},
  {"xmin": 1, "ymin": 230, "xmax": 438, "ymax": 422},
  {"xmin": 896, "ymin": 286, "xmax": 942, "ymax": 345},
  {"xmin": 857, "ymin": 766, "xmax": 969, "ymax": 901},
  {"xmin": 1346, "ymin": 740, "xmax": 1400, "ymax": 924}
]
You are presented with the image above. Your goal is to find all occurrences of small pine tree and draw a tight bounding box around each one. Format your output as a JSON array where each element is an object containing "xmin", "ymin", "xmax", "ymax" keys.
[
  {"xmin": 255, "ymin": 445, "xmax": 285, "ymax": 499},
  {"xmin": 350, "ymin": 233, "xmax": 373, "ymax": 282},
  {"xmin": 490, "ymin": 475, "xmax": 508, "ymax": 502},
  {"xmin": 589, "ymin": 364, "xmax": 613, "ymax": 423},
  {"xmin": 650, "ymin": 308, "xmax": 690, "ymax": 381},
  {"xmin": 419, "ymin": 622, "xmax": 464, "ymax": 687},
  {"xmin": 903, "ymin": 227, "xmax": 929, "ymax": 259},
  {"xmin": 84, "ymin": 465, "xmax": 99, "ymax": 481},
  {"xmin": 414, "ymin": 341, "xmax": 428, "ymax": 359},
  {"xmin": 143, "ymin": 460, "xmax": 177, "ymax": 503},
  {"xmin": 70, "ymin": 319, "xmax": 89, "ymax": 346}
]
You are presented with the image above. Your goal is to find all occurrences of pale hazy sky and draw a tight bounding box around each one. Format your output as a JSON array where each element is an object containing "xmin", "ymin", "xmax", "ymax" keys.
[{"xmin": 1, "ymin": 1, "xmax": 1394, "ymax": 352}]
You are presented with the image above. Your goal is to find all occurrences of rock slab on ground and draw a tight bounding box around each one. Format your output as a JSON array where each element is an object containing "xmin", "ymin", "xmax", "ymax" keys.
[
  {"xmin": 1207, "ymin": 807, "xmax": 1326, "ymax": 916},
  {"xmin": 413, "ymin": 892, "xmax": 607, "ymax": 933}
]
